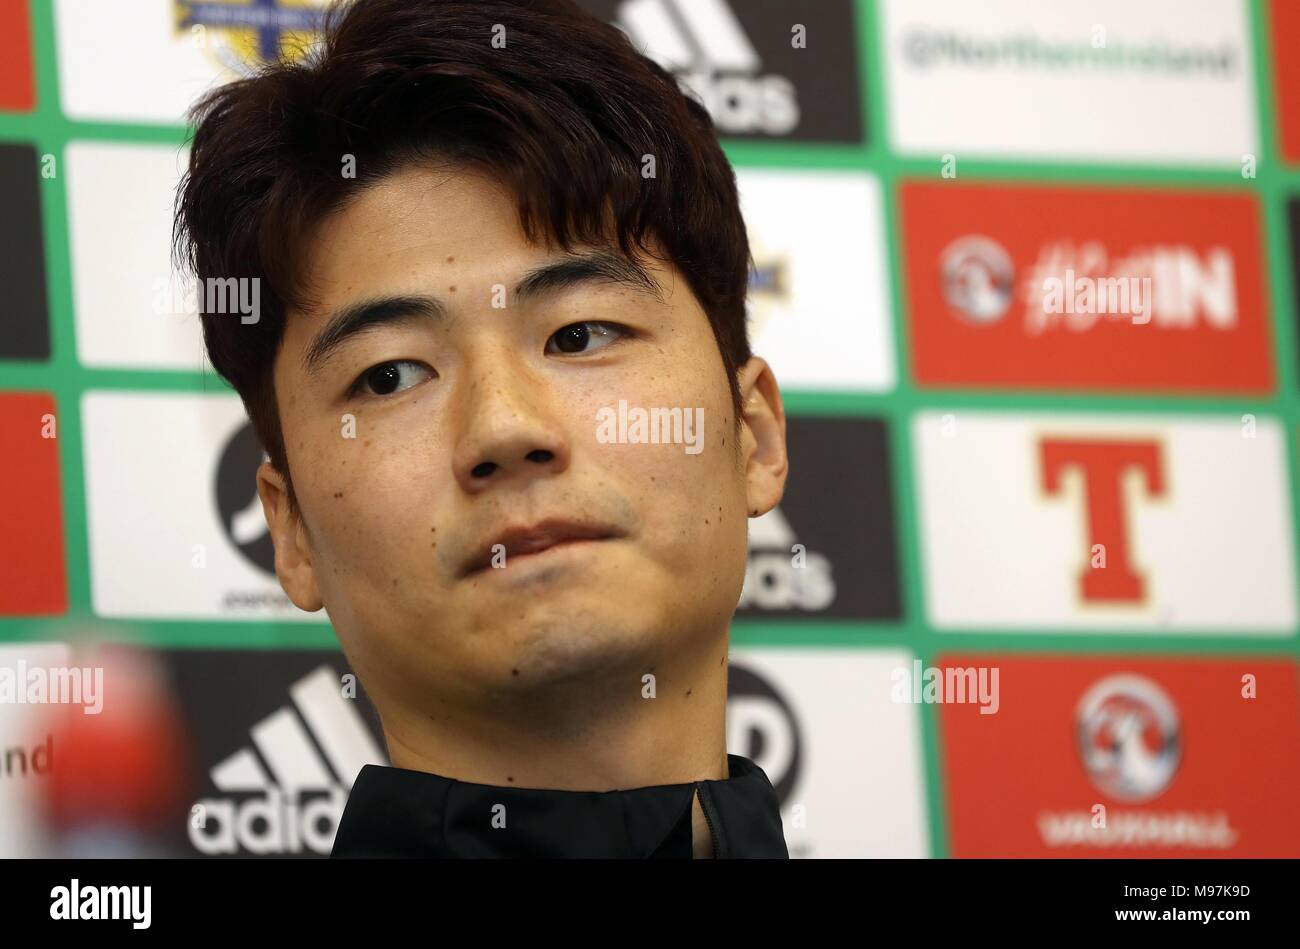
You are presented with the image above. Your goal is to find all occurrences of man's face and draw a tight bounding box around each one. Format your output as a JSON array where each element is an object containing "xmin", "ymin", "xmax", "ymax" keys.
[{"xmin": 261, "ymin": 163, "xmax": 784, "ymax": 715}]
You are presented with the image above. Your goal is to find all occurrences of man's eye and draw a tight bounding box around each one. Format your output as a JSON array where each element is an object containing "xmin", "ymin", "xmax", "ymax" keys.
[
  {"xmin": 352, "ymin": 360, "xmax": 434, "ymax": 397},
  {"xmin": 545, "ymin": 321, "xmax": 628, "ymax": 355}
]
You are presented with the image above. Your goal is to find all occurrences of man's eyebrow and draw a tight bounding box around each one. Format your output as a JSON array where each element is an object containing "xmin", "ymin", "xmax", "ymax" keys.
[
  {"xmin": 301, "ymin": 251, "xmax": 660, "ymax": 376},
  {"xmin": 302, "ymin": 295, "xmax": 448, "ymax": 376},
  {"xmin": 514, "ymin": 250, "xmax": 664, "ymax": 303}
]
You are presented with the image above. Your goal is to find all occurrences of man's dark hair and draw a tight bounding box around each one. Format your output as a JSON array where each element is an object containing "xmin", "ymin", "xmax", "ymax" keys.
[{"xmin": 173, "ymin": 0, "xmax": 752, "ymax": 510}]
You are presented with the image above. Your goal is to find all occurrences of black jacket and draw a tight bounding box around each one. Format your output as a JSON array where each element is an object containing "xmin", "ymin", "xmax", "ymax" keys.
[{"xmin": 331, "ymin": 752, "xmax": 789, "ymax": 858}]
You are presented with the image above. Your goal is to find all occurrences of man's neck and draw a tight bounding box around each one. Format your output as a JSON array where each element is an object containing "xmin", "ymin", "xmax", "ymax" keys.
[{"xmin": 372, "ymin": 638, "xmax": 732, "ymax": 834}]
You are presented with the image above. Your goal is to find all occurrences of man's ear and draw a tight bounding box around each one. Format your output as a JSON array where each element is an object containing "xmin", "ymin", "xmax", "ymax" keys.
[
  {"xmin": 736, "ymin": 356, "xmax": 788, "ymax": 519},
  {"xmin": 256, "ymin": 460, "xmax": 324, "ymax": 612}
]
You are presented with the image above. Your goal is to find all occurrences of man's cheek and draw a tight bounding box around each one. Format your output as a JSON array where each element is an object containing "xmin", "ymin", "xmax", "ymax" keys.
[
  {"xmin": 299, "ymin": 448, "xmax": 389, "ymax": 552},
  {"xmin": 611, "ymin": 439, "xmax": 721, "ymax": 557}
]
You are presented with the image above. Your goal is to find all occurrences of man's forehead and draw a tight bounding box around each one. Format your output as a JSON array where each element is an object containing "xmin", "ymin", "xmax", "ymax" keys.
[
  {"xmin": 287, "ymin": 159, "xmax": 683, "ymax": 331},
  {"xmin": 294, "ymin": 237, "xmax": 670, "ymax": 309}
]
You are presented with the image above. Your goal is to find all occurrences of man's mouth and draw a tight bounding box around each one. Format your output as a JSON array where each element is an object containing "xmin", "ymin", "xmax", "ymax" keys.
[{"xmin": 460, "ymin": 519, "xmax": 622, "ymax": 578}]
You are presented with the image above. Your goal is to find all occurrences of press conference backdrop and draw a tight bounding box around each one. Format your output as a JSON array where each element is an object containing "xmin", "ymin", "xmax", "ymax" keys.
[{"xmin": 1, "ymin": 0, "xmax": 1299, "ymax": 858}]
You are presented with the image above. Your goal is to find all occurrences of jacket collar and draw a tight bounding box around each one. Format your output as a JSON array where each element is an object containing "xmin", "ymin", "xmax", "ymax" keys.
[{"xmin": 331, "ymin": 752, "xmax": 788, "ymax": 858}]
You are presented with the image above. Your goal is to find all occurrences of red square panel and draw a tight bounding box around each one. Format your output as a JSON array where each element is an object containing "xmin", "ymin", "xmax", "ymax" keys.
[
  {"xmin": 0, "ymin": 0, "xmax": 36, "ymax": 112},
  {"xmin": 0, "ymin": 392, "xmax": 67, "ymax": 614},
  {"xmin": 1271, "ymin": 0, "xmax": 1300, "ymax": 163},
  {"xmin": 939, "ymin": 655, "xmax": 1300, "ymax": 857}
]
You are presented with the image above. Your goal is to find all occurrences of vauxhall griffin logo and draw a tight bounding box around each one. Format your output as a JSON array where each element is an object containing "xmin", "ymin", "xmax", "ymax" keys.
[
  {"xmin": 940, "ymin": 235, "xmax": 1015, "ymax": 324},
  {"xmin": 1075, "ymin": 674, "xmax": 1181, "ymax": 803},
  {"xmin": 613, "ymin": 0, "xmax": 799, "ymax": 136},
  {"xmin": 188, "ymin": 666, "xmax": 387, "ymax": 856}
]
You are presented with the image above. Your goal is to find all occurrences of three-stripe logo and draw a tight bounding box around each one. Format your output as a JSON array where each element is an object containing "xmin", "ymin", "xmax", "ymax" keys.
[
  {"xmin": 188, "ymin": 665, "xmax": 387, "ymax": 855},
  {"xmin": 613, "ymin": 0, "xmax": 799, "ymax": 135}
]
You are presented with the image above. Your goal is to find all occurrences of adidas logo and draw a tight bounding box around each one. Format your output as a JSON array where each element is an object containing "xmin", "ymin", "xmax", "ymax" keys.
[
  {"xmin": 739, "ymin": 506, "xmax": 836, "ymax": 611},
  {"xmin": 614, "ymin": 0, "xmax": 799, "ymax": 135},
  {"xmin": 187, "ymin": 665, "xmax": 387, "ymax": 856}
]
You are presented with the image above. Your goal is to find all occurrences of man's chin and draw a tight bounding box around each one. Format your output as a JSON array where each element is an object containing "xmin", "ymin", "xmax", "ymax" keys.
[{"xmin": 476, "ymin": 607, "xmax": 662, "ymax": 688}]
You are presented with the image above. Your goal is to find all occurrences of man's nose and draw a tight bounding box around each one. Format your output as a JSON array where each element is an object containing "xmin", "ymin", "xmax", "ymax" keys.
[{"xmin": 451, "ymin": 349, "xmax": 570, "ymax": 494}]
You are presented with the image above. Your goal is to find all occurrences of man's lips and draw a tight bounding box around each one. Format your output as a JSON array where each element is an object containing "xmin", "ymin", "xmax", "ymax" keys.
[{"xmin": 460, "ymin": 520, "xmax": 622, "ymax": 577}]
